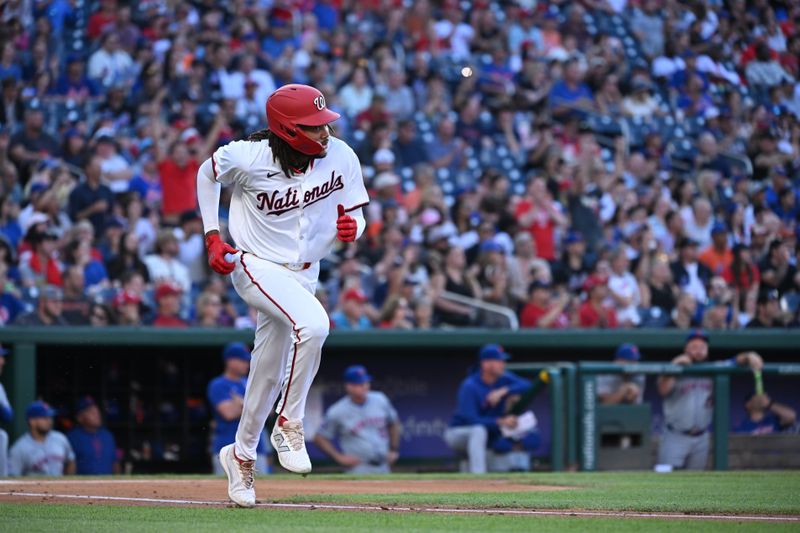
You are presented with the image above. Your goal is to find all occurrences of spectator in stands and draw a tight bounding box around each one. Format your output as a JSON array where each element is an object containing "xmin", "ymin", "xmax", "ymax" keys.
[
  {"xmin": 597, "ymin": 343, "xmax": 645, "ymax": 405},
  {"xmin": 735, "ymin": 391, "xmax": 797, "ymax": 435},
  {"xmin": 578, "ymin": 274, "xmax": 618, "ymax": 329},
  {"xmin": 607, "ymin": 248, "xmax": 642, "ymax": 328},
  {"xmin": 331, "ymin": 288, "xmax": 372, "ymax": 331},
  {"xmin": 699, "ymin": 222, "xmax": 733, "ymax": 276},
  {"xmin": 0, "ymin": 345, "xmax": 11, "ymax": 476},
  {"xmin": 149, "ymin": 282, "xmax": 187, "ymax": 328},
  {"xmin": 426, "ymin": 117, "xmax": 466, "ymax": 177},
  {"xmin": 67, "ymin": 396, "xmax": 119, "ymax": 475},
  {"xmin": 63, "ymin": 239, "xmax": 109, "ymax": 294},
  {"xmin": 144, "ymin": 230, "xmax": 191, "ymax": 295},
  {"xmin": 9, "ymin": 401, "xmax": 75, "ymax": 476},
  {"xmin": 0, "ymin": 263, "xmax": 25, "ymax": 326},
  {"xmin": 14, "ymin": 284, "xmax": 67, "ymax": 326},
  {"xmin": 53, "ymin": 55, "xmax": 100, "ymax": 102},
  {"xmin": 431, "ymin": 246, "xmax": 482, "ymax": 327},
  {"xmin": 112, "ymin": 289, "xmax": 142, "ymax": 326},
  {"xmin": 549, "ymin": 58, "xmax": 594, "ymax": 118},
  {"xmin": 9, "ymin": 100, "xmax": 59, "ymax": 182},
  {"xmin": 87, "ymin": 32, "xmax": 133, "ymax": 89},
  {"xmin": 671, "ymin": 238, "xmax": 712, "ymax": 305},
  {"xmin": 746, "ymin": 289, "xmax": 785, "ymax": 329},
  {"xmin": 444, "ymin": 344, "xmax": 540, "ymax": 473},
  {"xmin": 106, "ymin": 231, "xmax": 150, "ymax": 283},
  {"xmin": 314, "ymin": 365, "xmax": 401, "ymax": 474},
  {"xmin": 193, "ymin": 291, "xmax": 226, "ymax": 328},
  {"xmin": 60, "ymin": 265, "xmax": 91, "ymax": 325},
  {"xmin": 176, "ymin": 210, "xmax": 206, "ymax": 288},
  {"xmin": 207, "ymin": 343, "xmax": 270, "ymax": 475},
  {"xmin": 514, "ymin": 177, "xmax": 567, "ymax": 262},
  {"xmin": 520, "ymin": 281, "xmax": 570, "ymax": 329},
  {"xmin": 68, "ymin": 154, "xmax": 114, "ymax": 236},
  {"xmin": 88, "ymin": 301, "xmax": 114, "ymax": 327},
  {"xmin": 759, "ymin": 239, "xmax": 799, "ymax": 297},
  {"xmin": 657, "ymin": 330, "xmax": 763, "ymax": 470}
]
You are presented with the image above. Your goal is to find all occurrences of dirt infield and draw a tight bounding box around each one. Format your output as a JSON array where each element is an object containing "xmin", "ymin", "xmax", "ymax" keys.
[{"xmin": 0, "ymin": 477, "xmax": 561, "ymax": 504}]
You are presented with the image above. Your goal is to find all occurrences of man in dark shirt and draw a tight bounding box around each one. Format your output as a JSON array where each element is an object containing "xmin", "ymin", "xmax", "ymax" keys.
[
  {"xmin": 13, "ymin": 285, "xmax": 69, "ymax": 326},
  {"xmin": 746, "ymin": 289, "xmax": 784, "ymax": 328},
  {"xmin": 8, "ymin": 100, "xmax": 59, "ymax": 184},
  {"xmin": 60, "ymin": 266, "xmax": 91, "ymax": 325},
  {"xmin": 68, "ymin": 154, "xmax": 115, "ymax": 235},
  {"xmin": 392, "ymin": 120, "xmax": 429, "ymax": 169},
  {"xmin": 67, "ymin": 396, "xmax": 118, "ymax": 475}
]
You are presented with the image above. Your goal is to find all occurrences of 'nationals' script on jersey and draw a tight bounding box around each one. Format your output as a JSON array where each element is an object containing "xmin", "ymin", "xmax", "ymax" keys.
[{"xmin": 211, "ymin": 136, "xmax": 368, "ymax": 264}]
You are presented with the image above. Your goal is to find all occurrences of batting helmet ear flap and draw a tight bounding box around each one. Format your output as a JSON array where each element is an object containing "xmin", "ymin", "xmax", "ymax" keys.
[{"xmin": 266, "ymin": 84, "xmax": 340, "ymax": 156}]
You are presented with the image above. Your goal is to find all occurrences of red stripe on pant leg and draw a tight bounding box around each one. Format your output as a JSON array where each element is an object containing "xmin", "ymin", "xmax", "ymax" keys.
[
  {"xmin": 240, "ymin": 254, "xmax": 299, "ymax": 419},
  {"xmin": 211, "ymin": 154, "xmax": 218, "ymax": 178}
]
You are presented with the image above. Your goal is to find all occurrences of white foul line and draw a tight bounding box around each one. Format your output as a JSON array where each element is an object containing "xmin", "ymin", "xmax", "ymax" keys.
[{"xmin": 0, "ymin": 492, "xmax": 797, "ymax": 522}]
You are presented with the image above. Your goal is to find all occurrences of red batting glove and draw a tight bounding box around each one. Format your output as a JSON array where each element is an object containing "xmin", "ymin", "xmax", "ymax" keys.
[
  {"xmin": 336, "ymin": 204, "xmax": 357, "ymax": 242},
  {"xmin": 205, "ymin": 233, "xmax": 238, "ymax": 275}
]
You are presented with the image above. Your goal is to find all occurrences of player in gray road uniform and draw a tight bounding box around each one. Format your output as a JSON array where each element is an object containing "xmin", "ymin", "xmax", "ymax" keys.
[
  {"xmin": 657, "ymin": 330, "xmax": 763, "ymax": 470},
  {"xmin": 597, "ymin": 343, "xmax": 645, "ymax": 405},
  {"xmin": 313, "ymin": 365, "xmax": 401, "ymax": 474},
  {"xmin": 0, "ymin": 346, "xmax": 11, "ymax": 476},
  {"xmin": 9, "ymin": 401, "xmax": 75, "ymax": 476}
]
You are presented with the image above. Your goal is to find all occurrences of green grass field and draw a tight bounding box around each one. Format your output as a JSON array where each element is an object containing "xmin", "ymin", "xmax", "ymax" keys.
[
  {"xmin": 0, "ymin": 471, "xmax": 798, "ymax": 532},
  {"xmin": 282, "ymin": 471, "xmax": 800, "ymax": 514}
]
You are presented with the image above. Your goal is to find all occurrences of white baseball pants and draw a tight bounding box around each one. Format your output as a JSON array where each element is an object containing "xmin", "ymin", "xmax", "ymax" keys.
[{"xmin": 230, "ymin": 252, "xmax": 329, "ymax": 461}]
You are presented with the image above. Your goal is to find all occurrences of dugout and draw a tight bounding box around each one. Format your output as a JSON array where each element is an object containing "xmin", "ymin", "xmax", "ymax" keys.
[{"xmin": 1, "ymin": 328, "xmax": 799, "ymax": 473}]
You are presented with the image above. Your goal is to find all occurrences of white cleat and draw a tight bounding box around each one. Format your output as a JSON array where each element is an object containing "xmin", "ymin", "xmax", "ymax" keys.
[
  {"xmin": 219, "ymin": 444, "xmax": 256, "ymax": 508},
  {"xmin": 272, "ymin": 417, "xmax": 312, "ymax": 474}
]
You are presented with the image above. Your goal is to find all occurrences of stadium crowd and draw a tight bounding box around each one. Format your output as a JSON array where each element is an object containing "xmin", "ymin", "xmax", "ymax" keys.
[{"xmin": 0, "ymin": 0, "xmax": 799, "ymax": 330}]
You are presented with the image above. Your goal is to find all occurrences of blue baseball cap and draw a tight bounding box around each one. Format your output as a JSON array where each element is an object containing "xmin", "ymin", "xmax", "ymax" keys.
[
  {"xmin": 479, "ymin": 240, "xmax": 503, "ymax": 253},
  {"xmin": 222, "ymin": 342, "xmax": 251, "ymax": 362},
  {"xmin": 344, "ymin": 365, "xmax": 372, "ymax": 384},
  {"xmin": 564, "ymin": 230, "xmax": 584, "ymax": 244},
  {"xmin": 711, "ymin": 221, "xmax": 728, "ymax": 235},
  {"xmin": 26, "ymin": 401, "xmax": 56, "ymax": 419},
  {"xmin": 614, "ymin": 343, "xmax": 641, "ymax": 361},
  {"xmin": 685, "ymin": 329, "xmax": 709, "ymax": 345},
  {"xmin": 479, "ymin": 344, "xmax": 510, "ymax": 361},
  {"xmin": 76, "ymin": 395, "xmax": 97, "ymax": 414}
]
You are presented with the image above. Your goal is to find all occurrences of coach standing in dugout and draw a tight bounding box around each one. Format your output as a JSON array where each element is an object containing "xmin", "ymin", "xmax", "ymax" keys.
[
  {"xmin": 67, "ymin": 396, "xmax": 119, "ymax": 475},
  {"xmin": 313, "ymin": 365, "xmax": 401, "ymax": 474},
  {"xmin": 207, "ymin": 343, "xmax": 270, "ymax": 476},
  {"xmin": 657, "ymin": 330, "xmax": 764, "ymax": 470}
]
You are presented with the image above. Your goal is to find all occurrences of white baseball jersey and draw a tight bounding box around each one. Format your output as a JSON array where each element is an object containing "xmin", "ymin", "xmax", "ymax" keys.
[{"xmin": 210, "ymin": 136, "xmax": 368, "ymax": 264}]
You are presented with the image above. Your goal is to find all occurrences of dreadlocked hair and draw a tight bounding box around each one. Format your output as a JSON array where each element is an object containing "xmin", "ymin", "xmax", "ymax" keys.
[{"xmin": 247, "ymin": 126, "xmax": 335, "ymax": 178}]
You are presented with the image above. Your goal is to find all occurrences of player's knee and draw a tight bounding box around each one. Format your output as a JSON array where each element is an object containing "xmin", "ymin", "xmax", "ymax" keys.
[
  {"xmin": 300, "ymin": 317, "xmax": 329, "ymax": 343},
  {"xmin": 470, "ymin": 425, "xmax": 488, "ymax": 443}
]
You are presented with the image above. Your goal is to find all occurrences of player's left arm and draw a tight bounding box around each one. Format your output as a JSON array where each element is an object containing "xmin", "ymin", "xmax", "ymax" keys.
[
  {"xmin": 63, "ymin": 434, "xmax": 77, "ymax": 475},
  {"xmin": 337, "ymin": 143, "xmax": 370, "ymax": 241}
]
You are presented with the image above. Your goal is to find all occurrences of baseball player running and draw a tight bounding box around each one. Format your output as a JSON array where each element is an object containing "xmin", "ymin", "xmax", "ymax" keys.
[{"xmin": 196, "ymin": 84, "xmax": 368, "ymax": 507}]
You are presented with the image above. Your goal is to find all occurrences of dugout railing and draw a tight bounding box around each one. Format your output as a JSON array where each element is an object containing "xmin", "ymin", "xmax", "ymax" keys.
[{"xmin": 577, "ymin": 362, "xmax": 800, "ymax": 471}]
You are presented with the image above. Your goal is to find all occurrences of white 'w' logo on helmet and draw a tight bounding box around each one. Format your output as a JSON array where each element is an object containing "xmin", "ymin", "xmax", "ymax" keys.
[{"xmin": 313, "ymin": 95, "xmax": 326, "ymax": 111}]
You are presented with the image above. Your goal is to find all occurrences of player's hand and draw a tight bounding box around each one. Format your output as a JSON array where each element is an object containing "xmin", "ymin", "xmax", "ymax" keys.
[
  {"xmin": 498, "ymin": 415, "xmax": 518, "ymax": 429},
  {"xmin": 205, "ymin": 233, "xmax": 239, "ymax": 275},
  {"xmin": 386, "ymin": 451, "xmax": 399, "ymax": 465},
  {"xmin": 336, "ymin": 204, "xmax": 357, "ymax": 242},
  {"xmin": 744, "ymin": 351, "xmax": 764, "ymax": 371},
  {"xmin": 486, "ymin": 387, "xmax": 509, "ymax": 407},
  {"xmin": 336, "ymin": 454, "xmax": 361, "ymax": 467},
  {"xmin": 672, "ymin": 354, "xmax": 692, "ymax": 366}
]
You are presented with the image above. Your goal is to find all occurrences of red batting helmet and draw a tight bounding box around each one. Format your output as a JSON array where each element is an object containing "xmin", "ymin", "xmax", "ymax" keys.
[{"xmin": 266, "ymin": 84, "xmax": 340, "ymax": 156}]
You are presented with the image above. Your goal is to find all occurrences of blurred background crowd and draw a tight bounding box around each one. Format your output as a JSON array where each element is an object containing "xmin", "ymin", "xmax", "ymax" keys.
[{"xmin": 1, "ymin": 0, "xmax": 800, "ymax": 331}]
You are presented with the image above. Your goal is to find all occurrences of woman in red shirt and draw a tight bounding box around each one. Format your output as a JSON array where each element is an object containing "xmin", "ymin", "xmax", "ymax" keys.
[
  {"xmin": 577, "ymin": 274, "xmax": 618, "ymax": 329},
  {"xmin": 513, "ymin": 177, "xmax": 567, "ymax": 261},
  {"xmin": 520, "ymin": 281, "xmax": 570, "ymax": 329}
]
